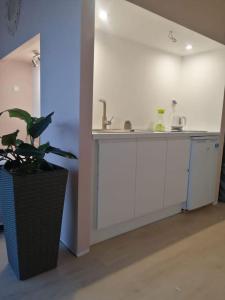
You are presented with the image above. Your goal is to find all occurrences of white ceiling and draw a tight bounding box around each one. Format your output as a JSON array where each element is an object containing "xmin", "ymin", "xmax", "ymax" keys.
[
  {"xmin": 96, "ymin": 0, "xmax": 224, "ymax": 57},
  {"xmin": 3, "ymin": 34, "xmax": 40, "ymax": 64}
]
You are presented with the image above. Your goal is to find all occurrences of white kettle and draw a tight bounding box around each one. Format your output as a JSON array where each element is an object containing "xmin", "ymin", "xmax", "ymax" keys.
[{"xmin": 171, "ymin": 115, "xmax": 187, "ymax": 131}]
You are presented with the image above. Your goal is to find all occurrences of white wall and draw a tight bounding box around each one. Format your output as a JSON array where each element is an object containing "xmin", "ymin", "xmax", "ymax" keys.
[
  {"xmin": 93, "ymin": 31, "xmax": 225, "ymax": 131},
  {"xmin": 93, "ymin": 30, "xmax": 181, "ymax": 129},
  {"xmin": 179, "ymin": 50, "xmax": 225, "ymax": 131}
]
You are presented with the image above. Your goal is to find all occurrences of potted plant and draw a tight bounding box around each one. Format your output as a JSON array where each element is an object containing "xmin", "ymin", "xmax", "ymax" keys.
[{"xmin": 0, "ymin": 108, "xmax": 76, "ymax": 280}]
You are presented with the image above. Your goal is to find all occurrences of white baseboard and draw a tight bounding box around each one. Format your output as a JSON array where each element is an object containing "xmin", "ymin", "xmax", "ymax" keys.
[
  {"xmin": 60, "ymin": 239, "xmax": 90, "ymax": 257},
  {"xmin": 76, "ymin": 248, "xmax": 90, "ymax": 257},
  {"xmin": 91, "ymin": 203, "xmax": 183, "ymax": 245}
]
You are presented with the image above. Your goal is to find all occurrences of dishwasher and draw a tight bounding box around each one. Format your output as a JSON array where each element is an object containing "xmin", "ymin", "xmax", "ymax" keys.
[{"xmin": 186, "ymin": 136, "xmax": 220, "ymax": 210}]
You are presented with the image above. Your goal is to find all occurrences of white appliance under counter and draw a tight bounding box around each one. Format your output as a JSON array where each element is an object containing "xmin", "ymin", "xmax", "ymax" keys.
[{"xmin": 186, "ymin": 136, "xmax": 220, "ymax": 210}]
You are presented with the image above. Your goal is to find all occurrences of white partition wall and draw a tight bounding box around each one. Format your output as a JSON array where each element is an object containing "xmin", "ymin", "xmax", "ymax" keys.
[{"xmin": 0, "ymin": 0, "xmax": 92, "ymax": 256}]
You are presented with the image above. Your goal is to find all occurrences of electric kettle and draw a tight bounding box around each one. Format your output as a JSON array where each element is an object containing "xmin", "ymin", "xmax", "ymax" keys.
[{"xmin": 171, "ymin": 115, "xmax": 187, "ymax": 131}]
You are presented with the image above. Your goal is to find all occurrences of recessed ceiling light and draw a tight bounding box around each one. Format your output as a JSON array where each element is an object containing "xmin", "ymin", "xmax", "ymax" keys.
[
  {"xmin": 99, "ymin": 10, "xmax": 108, "ymax": 22},
  {"xmin": 186, "ymin": 44, "xmax": 193, "ymax": 50}
]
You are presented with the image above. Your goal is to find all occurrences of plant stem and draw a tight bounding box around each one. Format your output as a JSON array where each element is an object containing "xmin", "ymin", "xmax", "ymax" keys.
[{"xmin": 30, "ymin": 136, "xmax": 34, "ymax": 146}]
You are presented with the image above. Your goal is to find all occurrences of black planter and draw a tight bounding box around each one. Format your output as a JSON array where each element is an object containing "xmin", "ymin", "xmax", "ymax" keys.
[{"xmin": 0, "ymin": 166, "xmax": 68, "ymax": 280}]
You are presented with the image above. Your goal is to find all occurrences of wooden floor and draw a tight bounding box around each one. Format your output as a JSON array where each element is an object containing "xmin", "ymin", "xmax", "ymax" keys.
[{"xmin": 1, "ymin": 204, "xmax": 225, "ymax": 300}]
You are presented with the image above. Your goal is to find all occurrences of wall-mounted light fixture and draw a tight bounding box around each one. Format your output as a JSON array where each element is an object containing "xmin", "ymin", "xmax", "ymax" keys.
[
  {"xmin": 168, "ymin": 31, "xmax": 177, "ymax": 43},
  {"xmin": 32, "ymin": 50, "xmax": 40, "ymax": 68}
]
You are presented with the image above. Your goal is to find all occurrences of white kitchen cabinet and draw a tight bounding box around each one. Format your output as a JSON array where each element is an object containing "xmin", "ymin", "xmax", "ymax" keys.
[
  {"xmin": 93, "ymin": 133, "xmax": 220, "ymax": 244},
  {"xmin": 164, "ymin": 139, "xmax": 191, "ymax": 207},
  {"xmin": 97, "ymin": 139, "xmax": 136, "ymax": 229},
  {"xmin": 135, "ymin": 139, "xmax": 167, "ymax": 217}
]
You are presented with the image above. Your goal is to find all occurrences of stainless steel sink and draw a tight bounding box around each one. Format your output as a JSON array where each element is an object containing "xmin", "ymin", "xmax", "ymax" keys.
[
  {"xmin": 93, "ymin": 129, "xmax": 137, "ymax": 133},
  {"xmin": 93, "ymin": 128, "xmax": 156, "ymax": 133}
]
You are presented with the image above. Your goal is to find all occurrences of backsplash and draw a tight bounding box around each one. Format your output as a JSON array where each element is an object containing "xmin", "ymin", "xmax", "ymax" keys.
[{"xmin": 93, "ymin": 30, "xmax": 225, "ymax": 131}]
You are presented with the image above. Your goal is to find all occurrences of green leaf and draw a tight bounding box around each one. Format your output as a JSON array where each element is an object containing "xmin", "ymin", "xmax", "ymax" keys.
[
  {"xmin": 28, "ymin": 112, "xmax": 54, "ymax": 138},
  {"xmin": 15, "ymin": 143, "xmax": 43, "ymax": 158},
  {"xmin": 1, "ymin": 130, "xmax": 19, "ymax": 146},
  {"xmin": 0, "ymin": 108, "xmax": 32, "ymax": 126},
  {"xmin": 46, "ymin": 146, "xmax": 77, "ymax": 159},
  {"xmin": 38, "ymin": 142, "xmax": 50, "ymax": 152},
  {"xmin": 15, "ymin": 139, "xmax": 23, "ymax": 146}
]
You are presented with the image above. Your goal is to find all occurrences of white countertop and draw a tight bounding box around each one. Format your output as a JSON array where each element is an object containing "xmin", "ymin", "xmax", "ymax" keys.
[{"xmin": 92, "ymin": 130, "xmax": 221, "ymax": 140}]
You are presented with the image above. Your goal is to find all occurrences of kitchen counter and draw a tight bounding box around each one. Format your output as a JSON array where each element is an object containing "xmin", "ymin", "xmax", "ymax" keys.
[{"xmin": 92, "ymin": 130, "xmax": 220, "ymax": 140}]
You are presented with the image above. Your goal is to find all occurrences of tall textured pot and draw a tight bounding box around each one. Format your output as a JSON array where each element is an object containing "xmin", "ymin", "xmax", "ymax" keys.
[{"xmin": 0, "ymin": 166, "xmax": 68, "ymax": 280}]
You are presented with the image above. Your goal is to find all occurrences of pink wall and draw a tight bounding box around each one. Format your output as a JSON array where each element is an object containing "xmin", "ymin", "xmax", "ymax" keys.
[{"xmin": 0, "ymin": 60, "xmax": 32, "ymax": 141}]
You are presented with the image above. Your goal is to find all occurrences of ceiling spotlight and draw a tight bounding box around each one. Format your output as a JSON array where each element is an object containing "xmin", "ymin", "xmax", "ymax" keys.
[
  {"xmin": 99, "ymin": 10, "xmax": 108, "ymax": 22},
  {"xmin": 186, "ymin": 44, "xmax": 193, "ymax": 50}
]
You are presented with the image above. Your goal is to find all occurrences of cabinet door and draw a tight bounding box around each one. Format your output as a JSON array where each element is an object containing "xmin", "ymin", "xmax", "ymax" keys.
[
  {"xmin": 97, "ymin": 139, "xmax": 136, "ymax": 229},
  {"xmin": 135, "ymin": 139, "xmax": 167, "ymax": 217},
  {"xmin": 164, "ymin": 139, "xmax": 190, "ymax": 207}
]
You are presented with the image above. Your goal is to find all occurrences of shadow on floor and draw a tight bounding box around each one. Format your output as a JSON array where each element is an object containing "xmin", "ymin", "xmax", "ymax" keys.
[{"xmin": 1, "ymin": 203, "xmax": 225, "ymax": 299}]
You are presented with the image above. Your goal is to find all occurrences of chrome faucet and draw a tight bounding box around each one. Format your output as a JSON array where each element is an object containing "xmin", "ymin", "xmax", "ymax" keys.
[{"xmin": 99, "ymin": 99, "xmax": 113, "ymax": 129}]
